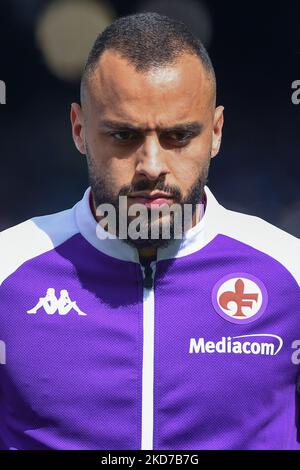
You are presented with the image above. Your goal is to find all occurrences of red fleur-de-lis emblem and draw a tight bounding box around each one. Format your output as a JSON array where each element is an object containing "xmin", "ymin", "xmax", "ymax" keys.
[
  {"xmin": 219, "ymin": 279, "xmax": 259, "ymax": 317},
  {"xmin": 212, "ymin": 273, "xmax": 268, "ymax": 324}
]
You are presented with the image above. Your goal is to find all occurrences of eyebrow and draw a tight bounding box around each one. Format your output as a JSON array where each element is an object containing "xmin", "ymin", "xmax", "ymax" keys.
[{"xmin": 99, "ymin": 120, "xmax": 203, "ymax": 134}]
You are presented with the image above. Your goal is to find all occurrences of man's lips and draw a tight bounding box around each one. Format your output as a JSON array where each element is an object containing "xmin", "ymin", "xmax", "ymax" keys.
[
  {"xmin": 128, "ymin": 191, "xmax": 172, "ymax": 199},
  {"xmin": 128, "ymin": 192, "xmax": 173, "ymax": 207}
]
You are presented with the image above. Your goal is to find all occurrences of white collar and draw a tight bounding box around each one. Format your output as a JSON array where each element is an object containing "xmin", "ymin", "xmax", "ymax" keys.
[{"xmin": 75, "ymin": 186, "xmax": 221, "ymax": 263}]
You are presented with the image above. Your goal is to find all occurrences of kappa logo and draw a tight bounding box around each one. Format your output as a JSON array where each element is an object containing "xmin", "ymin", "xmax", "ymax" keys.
[
  {"xmin": 212, "ymin": 273, "xmax": 268, "ymax": 324},
  {"xmin": 27, "ymin": 288, "xmax": 87, "ymax": 316}
]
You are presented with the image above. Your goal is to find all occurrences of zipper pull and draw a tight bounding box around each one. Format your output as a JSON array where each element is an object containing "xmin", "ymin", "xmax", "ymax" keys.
[{"xmin": 142, "ymin": 264, "xmax": 154, "ymax": 289}]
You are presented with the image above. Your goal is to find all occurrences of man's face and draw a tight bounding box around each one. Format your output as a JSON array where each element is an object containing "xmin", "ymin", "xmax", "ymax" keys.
[{"xmin": 71, "ymin": 50, "xmax": 224, "ymax": 248}]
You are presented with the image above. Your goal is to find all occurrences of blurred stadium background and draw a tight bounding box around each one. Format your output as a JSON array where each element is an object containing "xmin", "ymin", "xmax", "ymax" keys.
[{"xmin": 0, "ymin": 0, "xmax": 299, "ymax": 236}]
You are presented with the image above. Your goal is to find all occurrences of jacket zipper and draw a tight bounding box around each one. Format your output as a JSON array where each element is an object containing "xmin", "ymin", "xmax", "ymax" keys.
[{"xmin": 140, "ymin": 260, "xmax": 156, "ymax": 450}]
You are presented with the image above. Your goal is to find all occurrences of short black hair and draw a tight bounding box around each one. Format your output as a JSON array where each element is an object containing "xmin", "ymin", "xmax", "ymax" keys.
[{"xmin": 81, "ymin": 12, "xmax": 216, "ymax": 103}]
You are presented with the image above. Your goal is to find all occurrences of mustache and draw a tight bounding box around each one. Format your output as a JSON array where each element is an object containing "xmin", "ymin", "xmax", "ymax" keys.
[{"xmin": 119, "ymin": 180, "xmax": 182, "ymax": 200}]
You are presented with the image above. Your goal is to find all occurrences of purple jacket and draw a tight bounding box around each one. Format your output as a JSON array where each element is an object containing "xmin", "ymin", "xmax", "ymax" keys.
[{"xmin": 0, "ymin": 186, "xmax": 299, "ymax": 450}]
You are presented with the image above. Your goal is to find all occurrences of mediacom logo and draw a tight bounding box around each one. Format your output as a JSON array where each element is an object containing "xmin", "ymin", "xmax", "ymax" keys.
[{"xmin": 189, "ymin": 334, "xmax": 283, "ymax": 356}]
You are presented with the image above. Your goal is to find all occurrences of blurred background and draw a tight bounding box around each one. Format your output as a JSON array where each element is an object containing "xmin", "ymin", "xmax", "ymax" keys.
[{"xmin": 0, "ymin": 0, "xmax": 299, "ymax": 236}]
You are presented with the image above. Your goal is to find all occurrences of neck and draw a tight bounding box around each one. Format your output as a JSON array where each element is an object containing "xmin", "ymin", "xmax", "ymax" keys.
[{"xmin": 138, "ymin": 247, "xmax": 157, "ymax": 258}]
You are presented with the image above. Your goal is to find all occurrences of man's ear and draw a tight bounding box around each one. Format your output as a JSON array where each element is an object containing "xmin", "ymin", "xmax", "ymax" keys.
[
  {"xmin": 70, "ymin": 103, "xmax": 86, "ymax": 155},
  {"xmin": 211, "ymin": 105, "xmax": 224, "ymax": 158}
]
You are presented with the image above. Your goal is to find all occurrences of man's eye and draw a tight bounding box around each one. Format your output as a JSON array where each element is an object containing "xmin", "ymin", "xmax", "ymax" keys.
[
  {"xmin": 109, "ymin": 131, "xmax": 136, "ymax": 142},
  {"xmin": 166, "ymin": 132, "xmax": 193, "ymax": 142}
]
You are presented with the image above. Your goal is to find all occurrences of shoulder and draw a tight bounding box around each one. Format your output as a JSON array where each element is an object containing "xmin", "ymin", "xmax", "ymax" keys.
[
  {"xmin": 0, "ymin": 205, "xmax": 79, "ymax": 285},
  {"xmin": 207, "ymin": 189, "xmax": 300, "ymax": 286}
]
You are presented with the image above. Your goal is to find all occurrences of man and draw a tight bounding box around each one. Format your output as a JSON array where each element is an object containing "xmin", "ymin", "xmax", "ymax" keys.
[{"xmin": 0, "ymin": 12, "xmax": 299, "ymax": 450}]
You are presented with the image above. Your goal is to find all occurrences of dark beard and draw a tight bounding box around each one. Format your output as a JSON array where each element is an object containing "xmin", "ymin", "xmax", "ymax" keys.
[{"xmin": 87, "ymin": 153, "xmax": 209, "ymax": 249}]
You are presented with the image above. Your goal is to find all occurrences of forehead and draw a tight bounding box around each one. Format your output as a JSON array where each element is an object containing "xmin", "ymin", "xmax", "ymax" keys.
[{"xmin": 85, "ymin": 50, "xmax": 213, "ymax": 123}]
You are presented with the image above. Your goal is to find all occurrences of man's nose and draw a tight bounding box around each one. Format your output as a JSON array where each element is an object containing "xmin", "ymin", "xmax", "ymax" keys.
[{"xmin": 135, "ymin": 133, "xmax": 169, "ymax": 180}]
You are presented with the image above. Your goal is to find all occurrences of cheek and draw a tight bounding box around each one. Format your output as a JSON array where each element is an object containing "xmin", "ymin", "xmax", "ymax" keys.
[
  {"xmin": 167, "ymin": 154, "xmax": 209, "ymax": 198},
  {"xmin": 168, "ymin": 150, "xmax": 206, "ymax": 184},
  {"xmin": 105, "ymin": 158, "xmax": 136, "ymax": 188},
  {"xmin": 186, "ymin": 136, "xmax": 213, "ymax": 172}
]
